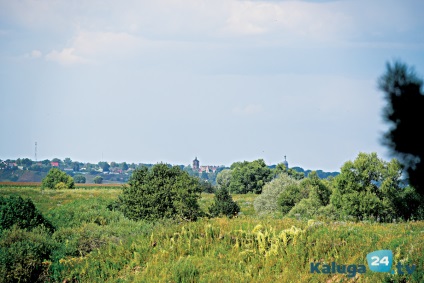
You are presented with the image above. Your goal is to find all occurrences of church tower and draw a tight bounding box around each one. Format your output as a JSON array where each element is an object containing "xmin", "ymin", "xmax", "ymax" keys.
[
  {"xmin": 193, "ymin": 157, "xmax": 200, "ymax": 171},
  {"xmin": 283, "ymin": 155, "xmax": 289, "ymax": 169}
]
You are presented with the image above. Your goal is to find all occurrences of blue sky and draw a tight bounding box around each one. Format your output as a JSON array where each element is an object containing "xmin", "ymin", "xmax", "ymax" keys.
[{"xmin": 1, "ymin": 0, "xmax": 423, "ymax": 172}]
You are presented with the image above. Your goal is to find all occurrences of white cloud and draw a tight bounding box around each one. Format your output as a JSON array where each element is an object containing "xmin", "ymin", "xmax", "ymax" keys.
[
  {"xmin": 43, "ymin": 31, "xmax": 147, "ymax": 65},
  {"xmin": 23, "ymin": 49, "xmax": 43, "ymax": 59},
  {"xmin": 2, "ymin": 0, "xmax": 423, "ymax": 49},
  {"xmin": 30, "ymin": 50, "xmax": 42, "ymax": 58},
  {"xmin": 45, "ymin": 48, "xmax": 87, "ymax": 66},
  {"xmin": 72, "ymin": 31, "xmax": 143, "ymax": 56}
]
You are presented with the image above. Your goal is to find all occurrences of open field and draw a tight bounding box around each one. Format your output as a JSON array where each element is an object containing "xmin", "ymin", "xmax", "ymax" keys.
[{"xmin": 1, "ymin": 184, "xmax": 423, "ymax": 282}]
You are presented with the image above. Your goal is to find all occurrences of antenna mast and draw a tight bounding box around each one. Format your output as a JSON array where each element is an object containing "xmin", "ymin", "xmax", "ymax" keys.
[{"xmin": 35, "ymin": 142, "xmax": 37, "ymax": 162}]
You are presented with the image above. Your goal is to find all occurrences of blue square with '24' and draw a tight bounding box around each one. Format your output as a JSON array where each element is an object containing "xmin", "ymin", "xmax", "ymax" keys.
[{"xmin": 367, "ymin": 250, "xmax": 393, "ymax": 272}]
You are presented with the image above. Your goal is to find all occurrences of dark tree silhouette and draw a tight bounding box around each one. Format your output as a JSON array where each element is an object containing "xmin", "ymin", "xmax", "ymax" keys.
[{"xmin": 378, "ymin": 60, "xmax": 424, "ymax": 196}]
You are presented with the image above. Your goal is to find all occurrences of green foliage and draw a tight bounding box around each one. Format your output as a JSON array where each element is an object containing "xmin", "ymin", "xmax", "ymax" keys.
[
  {"xmin": 378, "ymin": 60, "xmax": 424, "ymax": 196},
  {"xmin": 254, "ymin": 173, "xmax": 300, "ymax": 216},
  {"xmin": 301, "ymin": 171, "xmax": 331, "ymax": 206},
  {"xmin": 117, "ymin": 163, "xmax": 203, "ymax": 221},
  {"xmin": 228, "ymin": 159, "xmax": 272, "ymax": 194},
  {"xmin": 0, "ymin": 195, "xmax": 54, "ymax": 233},
  {"xmin": 172, "ymin": 258, "xmax": 200, "ymax": 283},
  {"xmin": 272, "ymin": 163, "xmax": 305, "ymax": 180},
  {"xmin": 278, "ymin": 183, "xmax": 306, "ymax": 215},
  {"xmin": 330, "ymin": 152, "xmax": 423, "ymax": 221},
  {"xmin": 199, "ymin": 180, "xmax": 215, "ymax": 193},
  {"xmin": 93, "ymin": 175, "xmax": 103, "ymax": 184},
  {"xmin": 41, "ymin": 168, "xmax": 74, "ymax": 190},
  {"xmin": 0, "ymin": 226, "xmax": 56, "ymax": 283},
  {"xmin": 98, "ymin": 161, "xmax": 110, "ymax": 172},
  {"xmin": 73, "ymin": 174, "xmax": 86, "ymax": 184},
  {"xmin": 208, "ymin": 187, "xmax": 240, "ymax": 218},
  {"xmin": 1, "ymin": 187, "xmax": 424, "ymax": 282},
  {"xmin": 216, "ymin": 169, "xmax": 232, "ymax": 189}
]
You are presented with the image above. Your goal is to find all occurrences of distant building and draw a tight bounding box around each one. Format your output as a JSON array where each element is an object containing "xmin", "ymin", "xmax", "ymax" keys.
[
  {"xmin": 192, "ymin": 157, "xmax": 220, "ymax": 173},
  {"xmin": 283, "ymin": 155, "xmax": 289, "ymax": 169},
  {"xmin": 51, "ymin": 162, "xmax": 59, "ymax": 167},
  {"xmin": 193, "ymin": 157, "xmax": 200, "ymax": 171}
]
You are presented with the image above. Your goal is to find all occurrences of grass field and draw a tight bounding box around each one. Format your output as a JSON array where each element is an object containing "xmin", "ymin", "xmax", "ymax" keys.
[{"xmin": 1, "ymin": 183, "xmax": 423, "ymax": 282}]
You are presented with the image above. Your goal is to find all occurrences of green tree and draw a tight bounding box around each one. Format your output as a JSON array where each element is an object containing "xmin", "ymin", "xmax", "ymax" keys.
[
  {"xmin": 199, "ymin": 180, "xmax": 215, "ymax": 193},
  {"xmin": 72, "ymin": 162, "xmax": 80, "ymax": 172},
  {"xmin": 378, "ymin": 61, "xmax": 424, "ymax": 196},
  {"xmin": 330, "ymin": 152, "xmax": 421, "ymax": 221},
  {"xmin": 64, "ymin": 157, "xmax": 72, "ymax": 167},
  {"xmin": 0, "ymin": 195, "xmax": 54, "ymax": 232},
  {"xmin": 216, "ymin": 169, "xmax": 232, "ymax": 190},
  {"xmin": 304, "ymin": 171, "xmax": 331, "ymax": 206},
  {"xmin": 73, "ymin": 174, "xmax": 86, "ymax": 184},
  {"xmin": 278, "ymin": 183, "xmax": 306, "ymax": 215},
  {"xmin": 254, "ymin": 173, "xmax": 300, "ymax": 216},
  {"xmin": 117, "ymin": 163, "xmax": 203, "ymax": 221},
  {"xmin": 208, "ymin": 187, "xmax": 240, "ymax": 218},
  {"xmin": 120, "ymin": 162, "xmax": 129, "ymax": 171},
  {"xmin": 0, "ymin": 226, "xmax": 55, "ymax": 283},
  {"xmin": 41, "ymin": 168, "xmax": 74, "ymax": 190},
  {"xmin": 93, "ymin": 176, "xmax": 103, "ymax": 184},
  {"xmin": 98, "ymin": 162, "xmax": 110, "ymax": 172},
  {"xmin": 284, "ymin": 172, "xmax": 332, "ymax": 219},
  {"xmin": 228, "ymin": 159, "xmax": 272, "ymax": 194},
  {"xmin": 272, "ymin": 163, "xmax": 305, "ymax": 180}
]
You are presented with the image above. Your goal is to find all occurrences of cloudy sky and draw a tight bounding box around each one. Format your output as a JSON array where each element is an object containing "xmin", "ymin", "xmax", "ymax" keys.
[{"xmin": 1, "ymin": 0, "xmax": 423, "ymax": 172}]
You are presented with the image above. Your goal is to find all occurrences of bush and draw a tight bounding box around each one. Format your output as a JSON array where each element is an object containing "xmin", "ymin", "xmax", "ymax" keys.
[
  {"xmin": 93, "ymin": 176, "xmax": 103, "ymax": 184},
  {"xmin": 0, "ymin": 195, "xmax": 54, "ymax": 233},
  {"xmin": 330, "ymin": 152, "xmax": 422, "ymax": 221},
  {"xmin": 208, "ymin": 187, "xmax": 240, "ymax": 218},
  {"xmin": 73, "ymin": 174, "xmax": 86, "ymax": 184},
  {"xmin": 0, "ymin": 226, "xmax": 56, "ymax": 283},
  {"xmin": 117, "ymin": 163, "xmax": 203, "ymax": 221},
  {"xmin": 228, "ymin": 159, "xmax": 272, "ymax": 194},
  {"xmin": 254, "ymin": 173, "xmax": 299, "ymax": 216},
  {"xmin": 41, "ymin": 168, "xmax": 74, "ymax": 190},
  {"xmin": 278, "ymin": 183, "xmax": 306, "ymax": 215}
]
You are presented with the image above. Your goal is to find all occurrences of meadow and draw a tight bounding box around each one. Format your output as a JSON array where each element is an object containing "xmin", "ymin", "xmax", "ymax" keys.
[{"xmin": 1, "ymin": 183, "xmax": 423, "ymax": 283}]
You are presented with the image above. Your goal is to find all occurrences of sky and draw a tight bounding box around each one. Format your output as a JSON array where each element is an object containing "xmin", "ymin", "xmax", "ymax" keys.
[{"xmin": 1, "ymin": 0, "xmax": 424, "ymax": 172}]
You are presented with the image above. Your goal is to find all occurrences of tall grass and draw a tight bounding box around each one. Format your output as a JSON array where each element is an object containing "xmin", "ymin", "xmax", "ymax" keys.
[{"xmin": 1, "ymin": 187, "xmax": 423, "ymax": 283}]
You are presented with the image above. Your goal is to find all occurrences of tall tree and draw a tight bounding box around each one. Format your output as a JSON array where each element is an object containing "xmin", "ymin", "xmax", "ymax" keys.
[
  {"xmin": 378, "ymin": 61, "xmax": 424, "ymax": 196},
  {"xmin": 330, "ymin": 152, "xmax": 421, "ymax": 221},
  {"xmin": 228, "ymin": 159, "xmax": 272, "ymax": 194},
  {"xmin": 117, "ymin": 163, "xmax": 202, "ymax": 221},
  {"xmin": 41, "ymin": 168, "xmax": 74, "ymax": 190}
]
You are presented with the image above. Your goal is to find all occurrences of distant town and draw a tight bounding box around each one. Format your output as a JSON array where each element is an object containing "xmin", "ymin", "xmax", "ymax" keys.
[{"xmin": 0, "ymin": 156, "xmax": 339, "ymax": 184}]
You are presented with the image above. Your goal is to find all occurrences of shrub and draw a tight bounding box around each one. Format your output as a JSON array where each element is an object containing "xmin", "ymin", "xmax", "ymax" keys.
[
  {"xmin": 0, "ymin": 195, "xmax": 54, "ymax": 233},
  {"xmin": 41, "ymin": 168, "xmax": 74, "ymax": 190},
  {"xmin": 278, "ymin": 183, "xmax": 306, "ymax": 215},
  {"xmin": 117, "ymin": 163, "xmax": 203, "ymax": 221},
  {"xmin": 0, "ymin": 226, "xmax": 56, "ymax": 283},
  {"xmin": 73, "ymin": 174, "xmax": 86, "ymax": 184},
  {"xmin": 330, "ymin": 152, "xmax": 423, "ymax": 221},
  {"xmin": 208, "ymin": 187, "xmax": 240, "ymax": 218},
  {"xmin": 228, "ymin": 159, "xmax": 272, "ymax": 194},
  {"xmin": 253, "ymin": 173, "xmax": 299, "ymax": 216},
  {"xmin": 93, "ymin": 176, "xmax": 103, "ymax": 184}
]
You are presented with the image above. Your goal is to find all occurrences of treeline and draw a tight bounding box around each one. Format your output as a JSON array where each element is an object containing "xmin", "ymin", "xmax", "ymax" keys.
[{"xmin": 254, "ymin": 152, "xmax": 423, "ymax": 221}]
